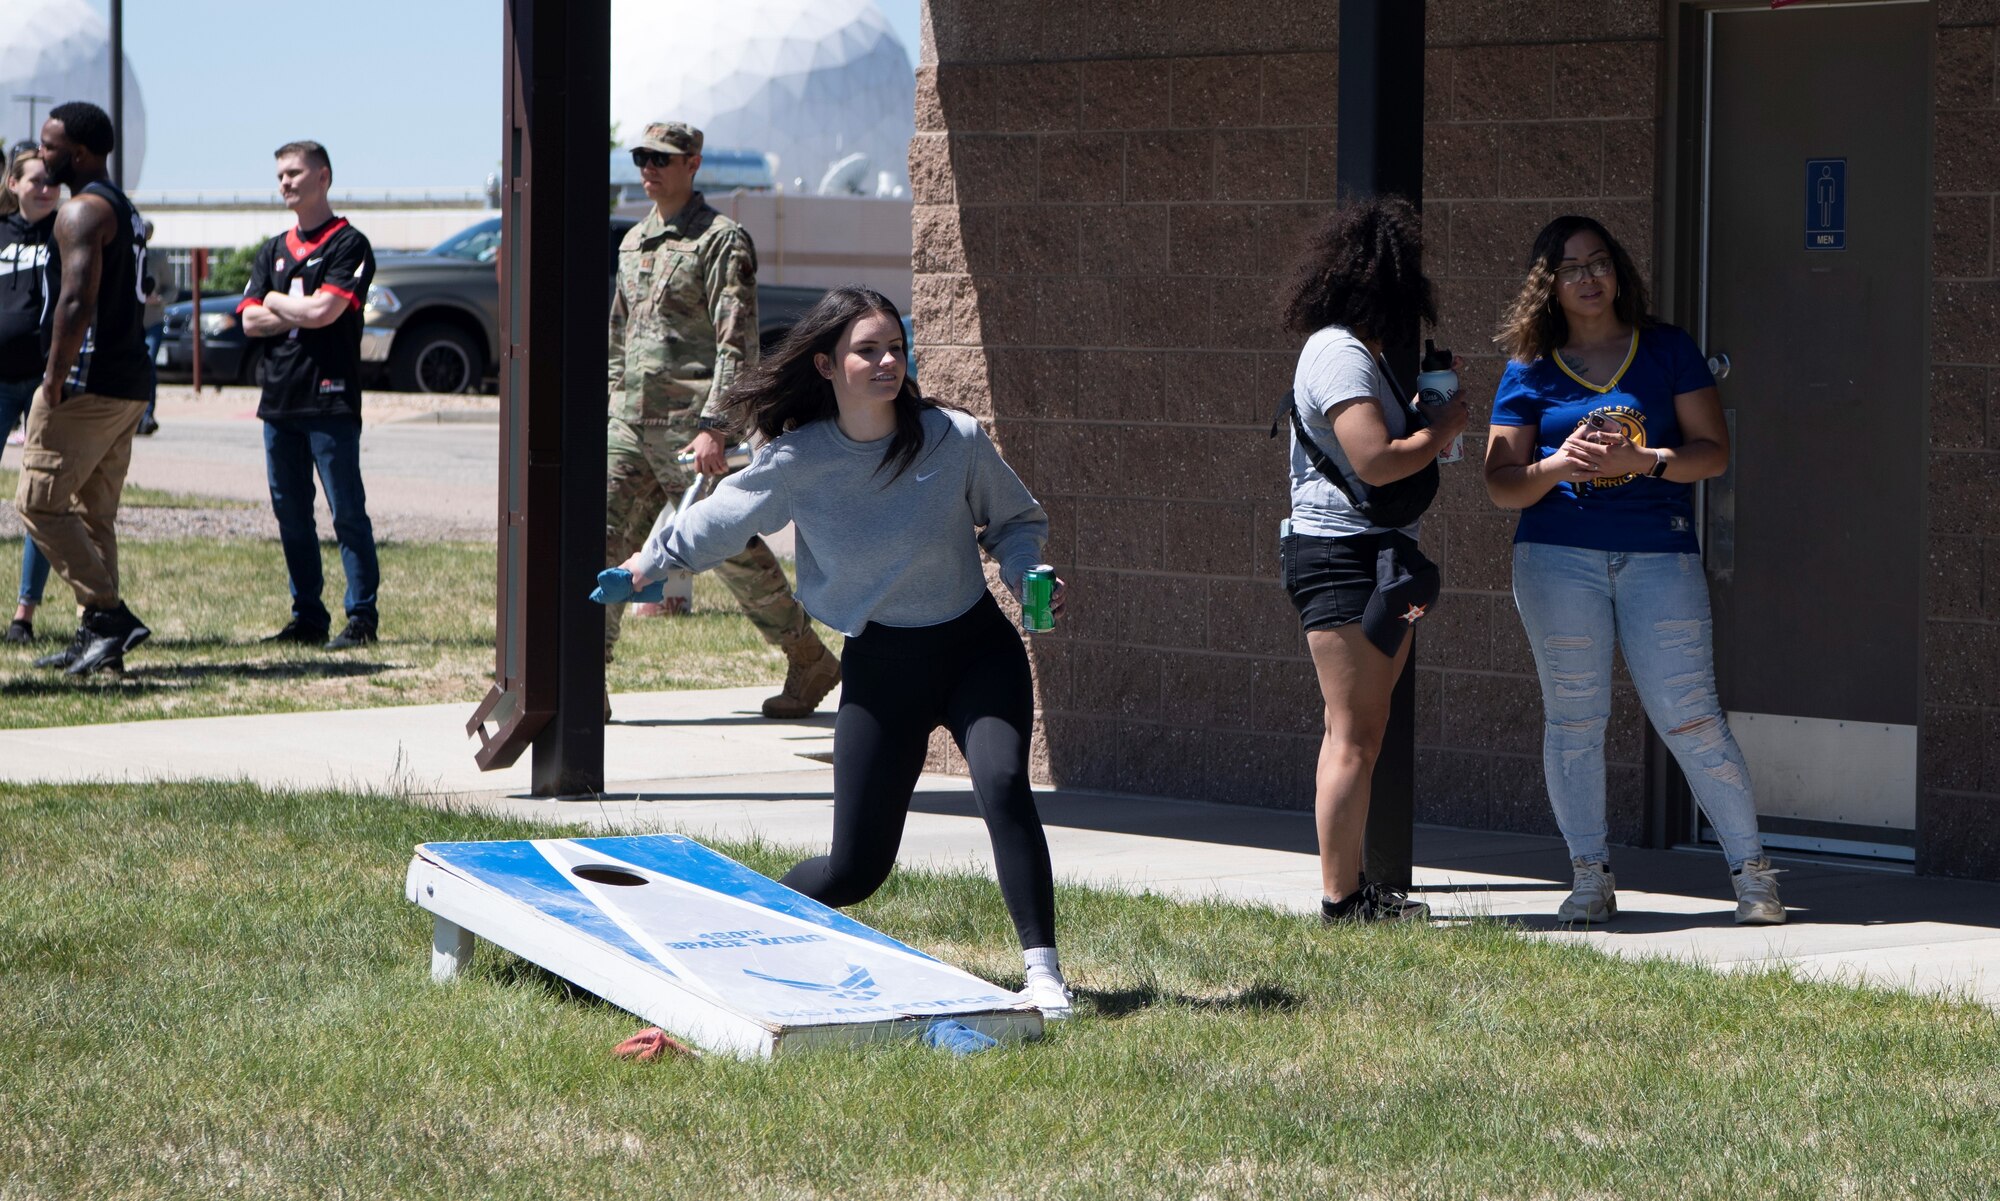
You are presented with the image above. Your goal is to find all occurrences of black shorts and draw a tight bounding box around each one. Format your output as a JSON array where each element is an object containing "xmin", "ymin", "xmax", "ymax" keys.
[{"xmin": 1281, "ymin": 530, "xmax": 1385, "ymax": 633}]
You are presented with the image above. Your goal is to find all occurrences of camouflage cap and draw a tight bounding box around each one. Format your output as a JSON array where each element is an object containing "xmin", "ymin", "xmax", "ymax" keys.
[{"xmin": 637, "ymin": 122, "xmax": 702, "ymax": 157}]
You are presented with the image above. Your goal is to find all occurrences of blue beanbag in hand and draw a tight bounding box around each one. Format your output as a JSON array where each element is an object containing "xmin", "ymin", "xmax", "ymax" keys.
[{"xmin": 591, "ymin": 568, "xmax": 665, "ymax": 605}]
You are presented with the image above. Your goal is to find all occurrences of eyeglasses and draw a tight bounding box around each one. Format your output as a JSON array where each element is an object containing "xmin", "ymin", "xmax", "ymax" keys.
[
  {"xmin": 631, "ymin": 149, "xmax": 687, "ymax": 169},
  {"xmin": 1554, "ymin": 258, "xmax": 1616, "ymax": 286}
]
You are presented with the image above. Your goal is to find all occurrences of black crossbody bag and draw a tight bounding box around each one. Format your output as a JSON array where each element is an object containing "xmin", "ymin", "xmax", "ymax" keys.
[{"xmin": 1270, "ymin": 354, "xmax": 1440, "ymax": 531}]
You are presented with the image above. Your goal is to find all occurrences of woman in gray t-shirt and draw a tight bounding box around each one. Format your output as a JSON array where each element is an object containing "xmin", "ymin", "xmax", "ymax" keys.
[
  {"xmin": 1277, "ymin": 197, "xmax": 1467, "ymax": 924},
  {"xmin": 621, "ymin": 286, "xmax": 1074, "ymax": 1020}
]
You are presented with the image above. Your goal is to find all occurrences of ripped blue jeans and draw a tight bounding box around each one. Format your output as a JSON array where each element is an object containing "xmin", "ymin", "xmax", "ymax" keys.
[{"xmin": 1511, "ymin": 542, "xmax": 1765, "ymax": 869}]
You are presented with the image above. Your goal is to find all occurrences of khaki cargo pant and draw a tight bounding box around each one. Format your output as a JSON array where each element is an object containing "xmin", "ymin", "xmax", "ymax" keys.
[
  {"xmin": 15, "ymin": 391, "xmax": 146, "ymax": 611},
  {"xmin": 604, "ymin": 416, "xmax": 807, "ymax": 664}
]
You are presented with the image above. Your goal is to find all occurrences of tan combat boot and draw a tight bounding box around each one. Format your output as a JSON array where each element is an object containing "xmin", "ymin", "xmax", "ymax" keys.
[{"xmin": 762, "ymin": 629, "xmax": 840, "ymax": 719}]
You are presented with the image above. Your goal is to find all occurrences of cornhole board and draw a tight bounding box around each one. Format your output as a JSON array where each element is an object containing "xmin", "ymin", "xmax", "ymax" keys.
[{"xmin": 405, "ymin": 833, "xmax": 1043, "ymax": 1059}]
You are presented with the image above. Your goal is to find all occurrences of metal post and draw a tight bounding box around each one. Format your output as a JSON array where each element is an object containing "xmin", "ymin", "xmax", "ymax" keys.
[
  {"xmin": 12, "ymin": 94, "xmax": 55, "ymax": 147},
  {"xmin": 465, "ymin": 0, "xmax": 609, "ymax": 794},
  {"xmin": 191, "ymin": 247, "xmax": 206, "ymax": 392},
  {"xmin": 108, "ymin": 0, "xmax": 123, "ymax": 187},
  {"xmin": 1337, "ymin": 0, "xmax": 1426, "ymax": 890}
]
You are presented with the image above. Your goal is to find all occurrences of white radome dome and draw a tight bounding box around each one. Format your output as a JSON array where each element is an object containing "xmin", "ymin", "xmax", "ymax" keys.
[
  {"xmin": 611, "ymin": 0, "xmax": 913, "ymax": 194},
  {"xmin": 0, "ymin": 0, "xmax": 147, "ymax": 188}
]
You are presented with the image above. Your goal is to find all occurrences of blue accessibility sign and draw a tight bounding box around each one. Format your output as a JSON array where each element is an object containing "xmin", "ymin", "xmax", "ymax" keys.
[{"xmin": 1805, "ymin": 158, "xmax": 1846, "ymax": 251}]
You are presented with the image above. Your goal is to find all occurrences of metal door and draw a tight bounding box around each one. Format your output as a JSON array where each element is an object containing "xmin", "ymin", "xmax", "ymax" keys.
[{"xmin": 1697, "ymin": 1, "xmax": 1931, "ymax": 859}]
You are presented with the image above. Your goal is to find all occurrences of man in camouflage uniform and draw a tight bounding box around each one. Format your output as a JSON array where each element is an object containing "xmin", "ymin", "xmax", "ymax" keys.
[{"xmin": 606, "ymin": 121, "xmax": 838, "ymax": 719}]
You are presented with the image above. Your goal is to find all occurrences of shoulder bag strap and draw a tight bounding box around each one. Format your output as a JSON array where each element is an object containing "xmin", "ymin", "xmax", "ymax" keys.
[{"xmin": 1270, "ymin": 388, "xmax": 1366, "ymax": 507}]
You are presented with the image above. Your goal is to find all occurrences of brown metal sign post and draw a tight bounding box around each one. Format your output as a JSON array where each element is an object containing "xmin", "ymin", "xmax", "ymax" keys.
[
  {"xmin": 191, "ymin": 248, "xmax": 206, "ymax": 392},
  {"xmin": 466, "ymin": 0, "xmax": 609, "ymax": 795}
]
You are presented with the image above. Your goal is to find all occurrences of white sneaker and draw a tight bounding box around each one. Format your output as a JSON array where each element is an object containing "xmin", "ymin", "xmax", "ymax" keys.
[
  {"xmin": 1555, "ymin": 858, "xmax": 1617, "ymax": 924},
  {"xmin": 1731, "ymin": 857, "xmax": 1786, "ymax": 925},
  {"xmin": 1021, "ymin": 965, "xmax": 1073, "ymax": 1020}
]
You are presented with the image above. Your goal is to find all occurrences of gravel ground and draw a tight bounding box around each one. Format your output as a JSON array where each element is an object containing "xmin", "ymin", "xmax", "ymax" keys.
[
  {"xmin": 3, "ymin": 385, "xmax": 499, "ymax": 542},
  {"xmin": 0, "ymin": 501, "xmax": 491, "ymax": 543},
  {"xmin": 151, "ymin": 384, "xmax": 499, "ymax": 425}
]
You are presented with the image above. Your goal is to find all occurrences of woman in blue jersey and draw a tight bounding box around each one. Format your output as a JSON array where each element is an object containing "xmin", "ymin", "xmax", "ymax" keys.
[{"xmin": 1484, "ymin": 214, "xmax": 1784, "ymax": 926}]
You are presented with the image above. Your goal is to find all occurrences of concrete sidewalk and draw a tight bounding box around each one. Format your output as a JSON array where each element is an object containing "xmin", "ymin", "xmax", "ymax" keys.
[{"xmin": 6, "ymin": 686, "xmax": 1997, "ymax": 1009}]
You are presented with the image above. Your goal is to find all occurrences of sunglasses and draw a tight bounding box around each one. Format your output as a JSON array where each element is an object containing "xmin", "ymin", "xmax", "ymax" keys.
[
  {"xmin": 631, "ymin": 149, "xmax": 688, "ymax": 169},
  {"xmin": 1554, "ymin": 258, "xmax": 1615, "ymax": 287}
]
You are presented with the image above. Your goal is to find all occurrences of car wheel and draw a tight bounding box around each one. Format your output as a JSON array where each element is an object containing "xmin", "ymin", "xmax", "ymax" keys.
[
  {"xmin": 239, "ymin": 343, "xmax": 269, "ymax": 389},
  {"xmin": 388, "ymin": 323, "xmax": 481, "ymax": 394}
]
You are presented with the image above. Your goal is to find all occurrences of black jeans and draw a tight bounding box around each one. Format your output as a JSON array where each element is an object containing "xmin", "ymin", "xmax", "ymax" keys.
[{"xmin": 779, "ymin": 591, "xmax": 1058, "ymax": 949}]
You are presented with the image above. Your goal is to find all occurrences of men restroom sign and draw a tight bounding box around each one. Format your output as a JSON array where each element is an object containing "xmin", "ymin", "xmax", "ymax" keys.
[{"xmin": 1805, "ymin": 158, "xmax": 1846, "ymax": 250}]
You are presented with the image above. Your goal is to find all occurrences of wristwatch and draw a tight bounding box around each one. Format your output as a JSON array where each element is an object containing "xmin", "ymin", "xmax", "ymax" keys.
[{"xmin": 1648, "ymin": 448, "xmax": 1669, "ymax": 478}]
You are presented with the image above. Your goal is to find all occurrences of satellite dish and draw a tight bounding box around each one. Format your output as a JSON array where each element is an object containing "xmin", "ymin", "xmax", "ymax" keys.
[{"xmin": 816, "ymin": 152, "xmax": 871, "ymax": 197}]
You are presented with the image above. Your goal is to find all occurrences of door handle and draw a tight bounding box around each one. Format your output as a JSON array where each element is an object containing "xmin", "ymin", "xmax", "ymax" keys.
[
  {"xmin": 1706, "ymin": 409, "xmax": 1737, "ymax": 582},
  {"xmin": 1707, "ymin": 352, "xmax": 1732, "ymax": 381}
]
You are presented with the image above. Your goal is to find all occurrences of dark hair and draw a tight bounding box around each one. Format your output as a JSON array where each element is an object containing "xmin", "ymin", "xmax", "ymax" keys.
[
  {"xmin": 48, "ymin": 101, "xmax": 114, "ymax": 156},
  {"xmin": 725, "ymin": 286, "xmax": 943, "ymax": 483},
  {"xmin": 275, "ymin": 140, "xmax": 332, "ymax": 176},
  {"xmin": 1280, "ymin": 194, "xmax": 1436, "ymax": 343},
  {"xmin": 1495, "ymin": 214, "xmax": 1652, "ymax": 362}
]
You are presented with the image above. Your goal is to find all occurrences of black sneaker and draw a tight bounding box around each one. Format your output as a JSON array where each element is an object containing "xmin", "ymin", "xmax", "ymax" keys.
[
  {"xmin": 3, "ymin": 618, "xmax": 31, "ymax": 644},
  {"xmin": 34, "ymin": 625, "xmax": 87, "ymax": 670},
  {"xmin": 1321, "ymin": 879, "xmax": 1432, "ymax": 925},
  {"xmin": 66, "ymin": 602, "xmax": 150, "ymax": 677},
  {"xmin": 262, "ymin": 618, "xmax": 331, "ymax": 645},
  {"xmin": 136, "ymin": 414, "xmax": 160, "ymax": 436},
  {"xmin": 325, "ymin": 617, "xmax": 378, "ymax": 650}
]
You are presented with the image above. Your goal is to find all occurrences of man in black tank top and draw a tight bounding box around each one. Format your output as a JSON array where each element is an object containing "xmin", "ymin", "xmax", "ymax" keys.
[{"xmin": 16, "ymin": 101, "xmax": 155, "ymax": 677}]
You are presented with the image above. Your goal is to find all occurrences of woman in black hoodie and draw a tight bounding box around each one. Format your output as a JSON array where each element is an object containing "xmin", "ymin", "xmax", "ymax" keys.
[{"xmin": 0, "ymin": 148, "xmax": 58, "ymax": 644}]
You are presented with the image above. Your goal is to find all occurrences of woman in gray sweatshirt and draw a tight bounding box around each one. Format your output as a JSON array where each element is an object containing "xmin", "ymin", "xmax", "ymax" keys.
[{"xmin": 620, "ymin": 286, "xmax": 1073, "ymax": 1019}]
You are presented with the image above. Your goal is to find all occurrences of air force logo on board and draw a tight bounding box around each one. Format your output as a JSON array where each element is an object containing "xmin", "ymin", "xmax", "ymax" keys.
[{"xmin": 743, "ymin": 964, "xmax": 882, "ymax": 1001}]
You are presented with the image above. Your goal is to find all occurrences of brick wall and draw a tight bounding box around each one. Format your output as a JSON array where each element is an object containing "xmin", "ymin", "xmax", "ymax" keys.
[
  {"xmin": 1924, "ymin": 2, "xmax": 2000, "ymax": 879},
  {"xmin": 1415, "ymin": 2, "xmax": 1663, "ymax": 840},
  {"xmin": 913, "ymin": 0, "xmax": 2000, "ymax": 881},
  {"xmin": 909, "ymin": 1, "xmax": 1339, "ymax": 804}
]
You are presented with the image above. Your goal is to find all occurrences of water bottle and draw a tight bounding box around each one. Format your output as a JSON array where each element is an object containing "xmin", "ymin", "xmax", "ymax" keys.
[{"xmin": 1415, "ymin": 339, "xmax": 1462, "ymax": 465}]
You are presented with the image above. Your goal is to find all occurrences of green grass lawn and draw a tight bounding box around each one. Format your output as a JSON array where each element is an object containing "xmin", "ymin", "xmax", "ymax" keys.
[
  {"xmin": 0, "ymin": 536, "xmax": 828, "ymax": 729},
  {"xmin": 4, "ymin": 781, "xmax": 1994, "ymax": 1199}
]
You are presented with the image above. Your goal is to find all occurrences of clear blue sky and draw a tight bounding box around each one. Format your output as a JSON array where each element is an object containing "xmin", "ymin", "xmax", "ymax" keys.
[{"xmin": 88, "ymin": 0, "xmax": 921, "ymax": 194}]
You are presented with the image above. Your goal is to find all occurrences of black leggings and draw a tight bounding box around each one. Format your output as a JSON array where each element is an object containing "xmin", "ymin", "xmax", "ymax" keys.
[{"xmin": 779, "ymin": 592, "xmax": 1058, "ymax": 949}]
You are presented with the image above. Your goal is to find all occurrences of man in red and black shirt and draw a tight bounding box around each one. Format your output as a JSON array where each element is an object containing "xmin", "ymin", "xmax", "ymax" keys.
[{"xmin": 238, "ymin": 140, "xmax": 380, "ymax": 649}]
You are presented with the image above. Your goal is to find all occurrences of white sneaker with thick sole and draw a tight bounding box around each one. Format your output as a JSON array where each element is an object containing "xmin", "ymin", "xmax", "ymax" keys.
[
  {"xmin": 1731, "ymin": 857, "xmax": 1786, "ymax": 925},
  {"xmin": 1021, "ymin": 965, "xmax": 1073, "ymax": 1020},
  {"xmin": 1555, "ymin": 858, "xmax": 1617, "ymax": 924}
]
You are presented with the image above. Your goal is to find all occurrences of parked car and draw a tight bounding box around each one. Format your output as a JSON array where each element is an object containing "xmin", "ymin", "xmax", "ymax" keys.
[
  {"xmin": 154, "ymin": 291, "xmax": 265, "ymax": 385},
  {"xmin": 358, "ymin": 216, "xmax": 828, "ymax": 393}
]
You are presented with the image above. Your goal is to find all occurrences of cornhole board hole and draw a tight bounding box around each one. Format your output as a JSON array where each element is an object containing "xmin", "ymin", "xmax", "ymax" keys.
[{"xmin": 406, "ymin": 833, "xmax": 1043, "ymax": 1059}]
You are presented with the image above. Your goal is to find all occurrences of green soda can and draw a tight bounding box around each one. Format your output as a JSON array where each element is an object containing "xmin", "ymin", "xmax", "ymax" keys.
[{"xmin": 1022, "ymin": 565, "xmax": 1056, "ymax": 634}]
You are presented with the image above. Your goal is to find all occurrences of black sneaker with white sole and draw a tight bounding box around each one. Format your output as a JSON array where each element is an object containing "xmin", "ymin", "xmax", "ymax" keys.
[
  {"xmin": 325, "ymin": 617, "xmax": 378, "ymax": 650},
  {"xmin": 66, "ymin": 602, "xmax": 150, "ymax": 677},
  {"xmin": 1321, "ymin": 879, "xmax": 1432, "ymax": 924},
  {"xmin": 262, "ymin": 618, "xmax": 331, "ymax": 645}
]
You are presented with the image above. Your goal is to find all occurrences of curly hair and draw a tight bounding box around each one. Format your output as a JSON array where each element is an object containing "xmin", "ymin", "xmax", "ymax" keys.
[
  {"xmin": 1495, "ymin": 214, "xmax": 1652, "ymax": 362},
  {"xmin": 48, "ymin": 101, "xmax": 115, "ymax": 156},
  {"xmin": 1279, "ymin": 195, "xmax": 1436, "ymax": 344},
  {"xmin": 723, "ymin": 285, "xmax": 952, "ymax": 484}
]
